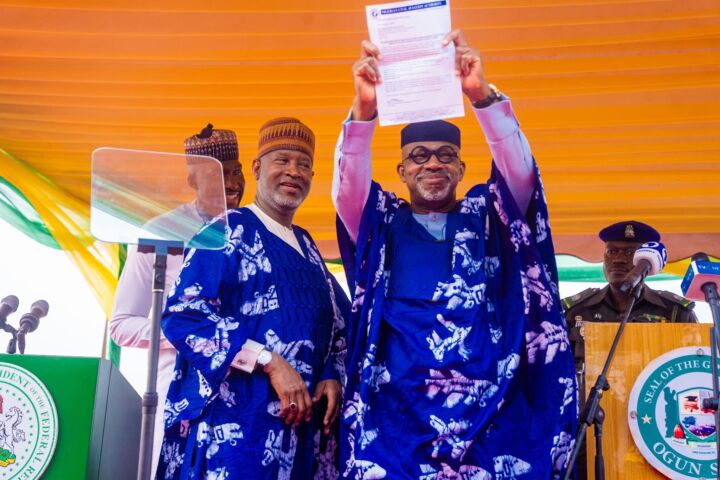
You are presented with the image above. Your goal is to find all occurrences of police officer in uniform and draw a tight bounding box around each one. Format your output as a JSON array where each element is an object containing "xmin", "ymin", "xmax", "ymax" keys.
[{"xmin": 562, "ymin": 220, "xmax": 697, "ymax": 478}]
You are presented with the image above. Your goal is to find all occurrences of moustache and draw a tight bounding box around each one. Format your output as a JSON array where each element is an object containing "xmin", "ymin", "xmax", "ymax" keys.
[{"xmin": 416, "ymin": 171, "xmax": 451, "ymax": 181}]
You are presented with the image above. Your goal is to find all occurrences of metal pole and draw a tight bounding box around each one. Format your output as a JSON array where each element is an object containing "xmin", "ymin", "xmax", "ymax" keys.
[
  {"xmin": 698, "ymin": 281, "xmax": 720, "ymax": 474},
  {"xmin": 136, "ymin": 248, "xmax": 167, "ymax": 480},
  {"xmin": 2, "ymin": 325, "xmax": 18, "ymax": 354},
  {"xmin": 594, "ymin": 407, "xmax": 605, "ymax": 480},
  {"xmin": 711, "ymin": 328, "xmax": 720, "ymax": 473}
]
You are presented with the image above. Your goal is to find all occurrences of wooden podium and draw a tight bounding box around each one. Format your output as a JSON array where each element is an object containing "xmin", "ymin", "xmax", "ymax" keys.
[{"xmin": 584, "ymin": 323, "xmax": 712, "ymax": 479}]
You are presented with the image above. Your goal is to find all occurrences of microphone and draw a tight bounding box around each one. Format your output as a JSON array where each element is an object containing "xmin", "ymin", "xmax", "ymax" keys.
[
  {"xmin": 681, "ymin": 252, "xmax": 720, "ymax": 302},
  {"xmin": 17, "ymin": 300, "xmax": 49, "ymax": 354},
  {"xmin": 683, "ymin": 254, "xmax": 720, "ymax": 413},
  {"xmin": 18, "ymin": 300, "xmax": 49, "ymax": 334},
  {"xmin": 0, "ymin": 296, "xmax": 19, "ymax": 327},
  {"xmin": 619, "ymin": 241, "xmax": 667, "ymax": 294}
]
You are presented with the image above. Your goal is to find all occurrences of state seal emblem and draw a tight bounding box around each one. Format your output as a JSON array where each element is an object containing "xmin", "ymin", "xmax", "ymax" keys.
[
  {"xmin": 628, "ymin": 347, "xmax": 718, "ymax": 479},
  {"xmin": 0, "ymin": 362, "xmax": 58, "ymax": 479}
]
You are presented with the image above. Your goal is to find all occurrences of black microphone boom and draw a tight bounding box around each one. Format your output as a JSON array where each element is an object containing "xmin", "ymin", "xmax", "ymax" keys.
[
  {"xmin": 619, "ymin": 260, "xmax": 652, "ymax": 295},
  {"xmin": 687, "ymin": 252, "xmax": 720, "ymax": 328},
  {"xmin": 682, "ymin": 252, "xmax": 720, "ymax": 471},
  {"xmin": 619, "ymin": 242, "xmax": 667, "ymax": 294}
]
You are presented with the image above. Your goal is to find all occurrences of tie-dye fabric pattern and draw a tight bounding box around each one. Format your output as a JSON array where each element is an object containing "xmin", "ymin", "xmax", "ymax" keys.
[
  {"xmin": 337, "ymin": 163, "xmax": 577, "ymax": 479},
  {"xmin": 157, "ymin": 208, "xmax": 348, "ymax": 480}
]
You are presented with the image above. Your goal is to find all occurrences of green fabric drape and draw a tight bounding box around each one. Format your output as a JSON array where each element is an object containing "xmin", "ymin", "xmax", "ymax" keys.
[{"xmin": 0, "ymin": 177, "xmax": 59, "ymax": 249}]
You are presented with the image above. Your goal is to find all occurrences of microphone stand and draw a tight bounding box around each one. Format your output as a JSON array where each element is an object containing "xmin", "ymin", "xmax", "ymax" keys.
[
  {"xmin": 593, "ymin": 406, "xmax": 605, "ymax": 480},
  {"xmin": 563, "ymin": 283, "xmax": 643, "ymax": 480},
  {"xmin": 136, "ymin": 238, "xmax": 184, "ymax": 480},
  {"xmin": 709, "ymin": 327, "xmax": 720, "ymax": 473},
  {"xmin": 698, "ymin": 279, "xmax": 720, "ymax": 472},
  {"xmin": 1, "ymin": 323, "xmax": 18, "ymax": 354}
]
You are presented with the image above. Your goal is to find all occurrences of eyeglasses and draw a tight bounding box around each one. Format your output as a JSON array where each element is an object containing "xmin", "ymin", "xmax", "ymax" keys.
[{"xmin": 404, "ymin": 146, "xmax": 459, "ymax": 165}]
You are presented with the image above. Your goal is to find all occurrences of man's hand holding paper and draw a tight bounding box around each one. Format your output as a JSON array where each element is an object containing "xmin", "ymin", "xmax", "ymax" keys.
[
  {"xmin": 365, "ymin": 0, "xmax": 468, "ymax": 125},
  {"xmin": 443, "ymin": 29, "xmax": 493, "ymax": 102}
]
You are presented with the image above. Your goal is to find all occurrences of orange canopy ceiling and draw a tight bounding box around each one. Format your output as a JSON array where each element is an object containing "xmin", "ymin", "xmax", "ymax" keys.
[{"xmin": 1, "ymin": 0, "xmax": 719, "ymax": 263}]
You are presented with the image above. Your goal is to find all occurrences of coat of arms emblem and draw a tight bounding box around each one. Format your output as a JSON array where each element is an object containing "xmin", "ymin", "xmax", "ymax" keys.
[
  {"xmin": 663, "ymin": 387, "xmax": 717, "ymax": 445},
  {"xmin": 0, "ymin": 362, "xmax": 58, "ymax": 479},
  {"xmin": 629, "ymin": 347, "xmax": 718, "ymax": 479},
  {"xmin": 0, "ymin": 395, "xmax": 26, "ymax": 466}
]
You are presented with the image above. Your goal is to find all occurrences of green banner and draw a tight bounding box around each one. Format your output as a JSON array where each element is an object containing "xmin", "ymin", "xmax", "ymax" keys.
[
  {"xmin": 556, "ymin": 255, "xmax": 680, "ymax": 282},
  {"xmin": 0, "ymin": 177, "xmax": 683, "ymax": 285}
]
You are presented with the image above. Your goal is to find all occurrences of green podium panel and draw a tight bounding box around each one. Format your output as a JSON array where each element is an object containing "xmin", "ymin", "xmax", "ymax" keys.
[{"xmin": 0, "ymin": 355, "xmax": 140, "ymax": 480}]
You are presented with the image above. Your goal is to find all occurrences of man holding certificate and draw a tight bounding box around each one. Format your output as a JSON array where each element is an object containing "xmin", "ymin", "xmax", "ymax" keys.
[{"xmin": 333, "ymin": 29, "xmax": 577, "ymax": 478}]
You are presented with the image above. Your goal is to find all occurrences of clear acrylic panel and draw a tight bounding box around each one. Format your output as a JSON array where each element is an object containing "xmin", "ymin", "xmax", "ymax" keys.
[{"xmin": 90, "ymin": 148, "xmax": 228, "ymax": 249}]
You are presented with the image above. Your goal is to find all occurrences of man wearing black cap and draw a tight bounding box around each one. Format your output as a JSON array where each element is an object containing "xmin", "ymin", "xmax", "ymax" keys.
[
  {"xmin": 564, "ymin": 220, "xmax": 697, "ymax": 328},
  {"xmin": 110, "ymin": 124, "xmax": 244, "ymax": 477},
  {"xmin": 332, "ymin": 30, "xmax": 576, "ymax": 478},
  {"xmin": 562, "ymin": 220, "xmax": 696, "ymax": 478}
]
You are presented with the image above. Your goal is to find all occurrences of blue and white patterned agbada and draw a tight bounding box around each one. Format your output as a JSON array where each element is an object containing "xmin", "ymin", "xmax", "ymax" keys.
[
  {"xmin": 337, "ymin": 162, "xmax": 578, "ymax": 479},
  {"xmin": 156, "ymin": 208, "xmax": 348, "ymax": 480}
]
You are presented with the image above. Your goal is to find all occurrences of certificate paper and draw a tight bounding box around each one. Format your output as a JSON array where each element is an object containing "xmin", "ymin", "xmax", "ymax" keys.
[{"xmin": 366, "ymin": 0, "xmax": 464, "ymax": 126}]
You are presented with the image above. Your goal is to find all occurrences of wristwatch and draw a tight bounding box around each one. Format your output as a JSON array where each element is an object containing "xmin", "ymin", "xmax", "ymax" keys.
[
  {"xmin": 472, "ymin": 84, "xmax": 502, "ymax": 109},
  {"xmin": 234, "ymin": 339, "xmax": 272, "ymax": 373},
  {"xmin": 257, "ymin": 349, "xmax": 273, "ymax": 367}
]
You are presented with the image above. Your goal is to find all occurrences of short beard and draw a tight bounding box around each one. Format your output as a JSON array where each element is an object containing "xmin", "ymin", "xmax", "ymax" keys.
[
  {"xmin": 415, "ymin": 171, "xmax": 456, "ymax": 202},
  {"xmin": 269, "ymin": 189, "xmax": 304, "ymax": 210},
  {"xmin": 256, "ymin": 176, "xmax": 306, "ymax": 213},
  {"xmin": 416, "ymin": 182, "xmax": 453, "ymax": 202}
]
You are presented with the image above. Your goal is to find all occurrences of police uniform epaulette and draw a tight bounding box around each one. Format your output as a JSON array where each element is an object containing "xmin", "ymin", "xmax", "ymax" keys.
[
  {"xmin": 562, "ymin": 288, "xmax": 599, "ymax": 310},
  {"xmin": 655, "ymin": 290, "xmax": 695, "ymax": 309}
]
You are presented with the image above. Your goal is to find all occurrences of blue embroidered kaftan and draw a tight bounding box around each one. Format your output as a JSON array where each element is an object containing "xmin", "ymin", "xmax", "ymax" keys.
[
  {"xmin": 337, "ymin": 164, "xmax": 577, "ymax": 479},
  {"xmin": 156, "ymin": 208, "xmax": 348, "ymax": 480}
]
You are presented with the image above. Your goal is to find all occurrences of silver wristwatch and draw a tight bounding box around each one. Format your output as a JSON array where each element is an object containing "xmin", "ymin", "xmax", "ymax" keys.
[{"xmin": 257, "ymin": 349, "xmax": 272, "ymax": 367}]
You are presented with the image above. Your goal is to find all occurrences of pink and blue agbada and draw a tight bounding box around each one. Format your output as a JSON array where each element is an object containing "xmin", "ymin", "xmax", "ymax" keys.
[{"xmin": 337, "ymin": 162, "xmax": 578, "ymax": 479}]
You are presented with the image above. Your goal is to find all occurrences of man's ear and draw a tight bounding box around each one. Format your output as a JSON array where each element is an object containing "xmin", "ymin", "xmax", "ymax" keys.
[
  {"xmin": 458, "ymin": 160, "xmax": 466, "ymax": 182},
  {"xmin": 252, "ymin": 157, "xmax": 261, "ymax": 180},
  {"xmin": 396, "ymin": 162, "xmax": 407, "ymax": 184}
]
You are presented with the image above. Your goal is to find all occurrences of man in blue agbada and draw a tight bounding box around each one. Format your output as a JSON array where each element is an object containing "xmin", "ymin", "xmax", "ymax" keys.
[
  {"xmin": 332, "ymin": 31, "xmax": 578, "ymax": 479},
  {"xmin": 157, "ymin": 117, "xmax": 349, "ymax": 480}
]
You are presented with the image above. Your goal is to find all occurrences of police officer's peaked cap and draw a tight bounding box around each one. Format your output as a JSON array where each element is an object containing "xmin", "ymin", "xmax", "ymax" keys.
[{"xmin": 598, "ymin": 220, "xmax": 661, "ymax": 243}]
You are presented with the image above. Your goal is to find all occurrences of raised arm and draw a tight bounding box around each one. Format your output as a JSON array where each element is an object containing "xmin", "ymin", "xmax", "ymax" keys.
[
  {"xmin": 331, "ymin": 116, "xmax": 374, "ymax": 244},
  {"xmin": 331, "ymin": 40, "xmax": 382, "ymax": 243},
  {"xmin": 444, "ymin": 29, "xmax": 535, "ymax": 214},
  {"xmin": 474, "ymin": 99, "xmax": 535, "ymax": 215}
]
